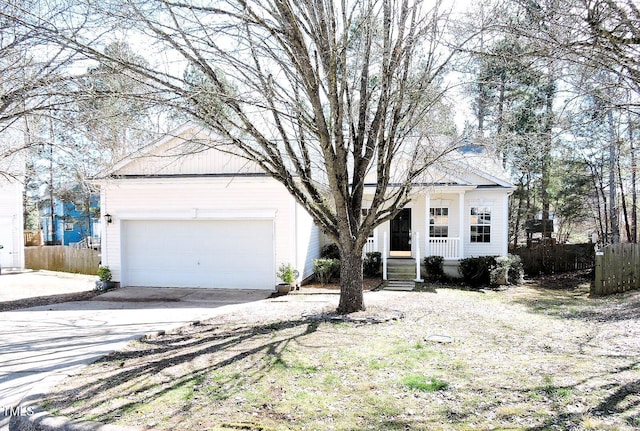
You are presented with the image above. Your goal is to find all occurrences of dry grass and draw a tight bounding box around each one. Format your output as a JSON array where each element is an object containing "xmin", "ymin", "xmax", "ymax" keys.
[{"xmin": 44, "ymin": 275, "xmax": 640, "ymax": 431}]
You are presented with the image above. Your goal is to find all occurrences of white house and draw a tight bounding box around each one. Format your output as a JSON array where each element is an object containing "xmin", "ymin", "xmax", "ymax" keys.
[
  {"xmin": 362, "ymin": 144, "xmax": 515, "ymax": 278},
  {"xmin": 97, "ymin": 124, "xmax": 514, "ymax": 289},
  {"xmin": 0, "ymin": 128, "xmax": 26, "ymax": 271},
  {"xmin": 96, "ymin": 124, "xmax": 320, "ymax": 289}
]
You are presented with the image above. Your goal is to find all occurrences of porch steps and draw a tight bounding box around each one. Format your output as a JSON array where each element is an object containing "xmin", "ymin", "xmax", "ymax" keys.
[
  {"xmin": 384, "ymin": 280, "xmax": 416, "ymax": 291},
  {"xmin": 385, "ymin": 259, "xmax": 417, "ymax": 291}
]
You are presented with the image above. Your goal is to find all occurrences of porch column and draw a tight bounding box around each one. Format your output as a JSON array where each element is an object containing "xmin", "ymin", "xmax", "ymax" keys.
[
  {"xmin": 382, "ymin": 232, "xmax": 388, "ymax": 281},
  {"xmin": 415, "ymin": 231, "xmax": 423, "ymax": 282},
  {"xmin": 425, "ymin": 193, "xmax": 430, "ymax": 258},
  {"xmin": 458, "ymin": 191, "xmax": 465, "ymax": 259}
]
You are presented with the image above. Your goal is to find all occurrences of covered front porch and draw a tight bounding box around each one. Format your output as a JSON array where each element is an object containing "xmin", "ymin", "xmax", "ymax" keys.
[{"xmin": 363, "ymin": 188, "xmax": 477, "ymax": 281}]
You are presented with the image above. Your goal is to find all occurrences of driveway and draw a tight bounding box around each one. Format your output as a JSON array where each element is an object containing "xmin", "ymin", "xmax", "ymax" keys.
[{"xmin": 0, "ymin": 272, "xmax": 271, "ymax": 430}]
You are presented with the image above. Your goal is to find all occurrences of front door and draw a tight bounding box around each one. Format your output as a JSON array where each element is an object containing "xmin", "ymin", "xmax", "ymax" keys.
[{"xmin": 391, "ymin": 208, "xmax": 411, "ymax": 252}]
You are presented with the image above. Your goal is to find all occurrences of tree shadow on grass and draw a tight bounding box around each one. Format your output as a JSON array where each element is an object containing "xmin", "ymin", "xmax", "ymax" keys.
[
  {"xmin": 44, "ymin": 315, "xmax": 376, "ymax": 427},
  {"xmin": 524, "ymin": 374, "xmax": 640, "ymax": 431},
  {"xmin": 511, "ymin": 276, "xmax": 640, "ymax": 322}
]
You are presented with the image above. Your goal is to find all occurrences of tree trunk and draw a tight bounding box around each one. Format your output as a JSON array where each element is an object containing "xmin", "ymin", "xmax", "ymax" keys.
[
  {"xmin": 608, "ymin": 111, "xmax": 620, "ymax": 244},
  {"xmin": 618, "ymin": 159, "xmax": 631, "ymax": 242},
  {"xmin": 337, "ymin": 245, "xmax": 365, "ymax": 314},
  {"xmin": 587, "ymin": 160, "xmax": 605, "ymax": 246},
  {"xmin": 540, "ymin": 82, "xmax": 554, "ymax": 232},
  {"xmin": 512, "ymin": 180, "xmax": 525, "ymax": 248},
  {"xmin": 629, "ymin": 110, "xmax": 637, "ymax": 243}
]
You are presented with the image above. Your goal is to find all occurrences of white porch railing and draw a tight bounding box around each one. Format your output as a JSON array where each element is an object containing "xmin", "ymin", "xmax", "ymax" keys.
[
  {"xmin": 427, "ymin": 237, "xmax": 460, "ymax": 259},
  {"xmin": 363, "ymin": 237, "xmax": 376, "ymax": 254}
]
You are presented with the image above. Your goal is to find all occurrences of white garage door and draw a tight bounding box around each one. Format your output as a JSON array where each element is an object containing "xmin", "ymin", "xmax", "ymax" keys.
[{"xmin": 122, "ymin": 219, "xmax": 274, "ymax": 289}]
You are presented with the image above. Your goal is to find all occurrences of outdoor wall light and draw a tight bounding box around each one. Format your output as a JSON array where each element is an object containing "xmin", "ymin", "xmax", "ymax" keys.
[{"xmin": 105, "ymin": 214, "xmax": 113, "ymax": 224}]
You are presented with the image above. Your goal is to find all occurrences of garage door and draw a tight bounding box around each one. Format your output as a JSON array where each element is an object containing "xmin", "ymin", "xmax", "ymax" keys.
[{"xmin": 122, "ymin": 219, "xmax": 274, "ymax": 289}]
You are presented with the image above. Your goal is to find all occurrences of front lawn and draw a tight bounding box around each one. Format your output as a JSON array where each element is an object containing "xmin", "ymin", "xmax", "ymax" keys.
[{"xmin": 44, "ymin": 279, "xmax": 640, "ymax": 430}]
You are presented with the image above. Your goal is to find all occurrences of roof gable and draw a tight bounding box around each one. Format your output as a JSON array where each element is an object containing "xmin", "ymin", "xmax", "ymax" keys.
[{"xmin": 106, "ymin": 123, "xmax": 263, "ymax": 177}]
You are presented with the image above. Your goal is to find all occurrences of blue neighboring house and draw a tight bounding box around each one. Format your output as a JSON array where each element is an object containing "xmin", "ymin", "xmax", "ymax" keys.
[{"xmin": 39, "ymin": 188, "xmax": 101, "ymax": 246}]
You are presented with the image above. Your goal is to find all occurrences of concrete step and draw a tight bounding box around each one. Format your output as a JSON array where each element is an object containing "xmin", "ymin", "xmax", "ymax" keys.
[
  {"xmin": 386, "ymin": 259, "xmax": 416, "ymax": 266},
  {"xmin": 387, "ymin": 272, "xmax": 416, "ymax": 281},
  {"xmin": 384, "ymin": 280, "xmax": 416, "ymax": 291},
  {"xmin": 387, "ymin": 259, "xmax": 417, "ymax": 281}
]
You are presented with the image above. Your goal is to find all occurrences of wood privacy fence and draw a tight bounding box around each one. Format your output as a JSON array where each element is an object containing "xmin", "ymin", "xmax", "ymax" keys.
[
  {"xmin": 593, "ymin": 243, "xmax": 640, "ymax": 296},
  {"xmin": 513, "ymin": 243, "xmax": 595, "ymax": 276},
  {"xmin": 25, "ymin": 246, "xmax": 100, "ymax": 275}
]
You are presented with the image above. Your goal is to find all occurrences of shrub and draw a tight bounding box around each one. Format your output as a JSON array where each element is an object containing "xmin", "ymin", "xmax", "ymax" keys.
[
  {"xmin": 363, "ymin": 252, "xmax": 382, "ymax": 277},
  {"xmin": 507, "ymin": 254, "xmax": 525, "ymax": 285},
  {"xmin": 320, "ymin": 243, "xmax": 341, "ymax": 259},
  {"xmin": 424, "ymin": 255, "xmax": 445, "ymax": 281},
  {"xmin": 313, "ymin": 258, "xmax": 340, "ymax": 285},
  {"xmin": 277, "ymin": 263, "xmax": 296, "ymax": 285},
  {"xmin": 458, "ymin": 256, "xmax": 497, "ymax": 287},
  {"xmin": 490, "ymin": 254, "xmax": 524, "ymax": 286},
  {"xmin": 97, "ymin": 265, "xmax": 112, "ymax": 282}
]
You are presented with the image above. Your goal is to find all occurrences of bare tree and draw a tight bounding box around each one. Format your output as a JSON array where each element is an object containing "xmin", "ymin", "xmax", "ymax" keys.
[
  {"xmin": 0, "ymin": 0, "xmax": 100, "ymax": 181},
  {"xmin": 24, "ymin": 0, "xmax": 462, "ymax": 313},
  {"xmin": 0, "ymin": 1, "xmax": 83, "ymax": 125}
]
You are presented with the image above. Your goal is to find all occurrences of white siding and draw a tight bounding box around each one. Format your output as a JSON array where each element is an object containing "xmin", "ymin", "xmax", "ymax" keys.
[
  {"xmin": 0, "ymin": 181, "xmax": 24, "ymax": 269},
  {"xmin": 0, "ymin": 126, "xmax": 25, "ymax": 269},
  {"xmin": 101, "ymin": 176, "xmax": 296, "ymax": 284},
  {"xmin": 464, "ymin": 189, "xmax": 510, "ymax": 258},
  {"xmin": 295, "ymin": 202, "xmax": 321, "ymax": 280}
]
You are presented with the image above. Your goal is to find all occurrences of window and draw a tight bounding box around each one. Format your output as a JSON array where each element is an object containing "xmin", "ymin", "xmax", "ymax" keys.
[
  {"xmin": 470, "ymin": 207, "xmax": 491, "ymax": 243},
  {"xmin": 429, "ymin": 207, "xmax": 449, "ymax": 237}
]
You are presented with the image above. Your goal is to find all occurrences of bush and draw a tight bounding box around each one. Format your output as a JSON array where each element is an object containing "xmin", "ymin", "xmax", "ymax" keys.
[
  {"xmin": 313, "ymin": 258, "xmax": 340, "ymax": 286},
  {"xmin": 490, "ymin": 254, "xmax": 524, "ymax": 286},
  {"xmin": 97, "ymin": 265, "xmax": 112, "ymax": 282},
  {"xmin": 424, "ymin": 256, "xmax": 445, "ymax": 281},
  {"xmin": 458, "ymin": 256, "xmax": 497, "ymax": 287},
  {"xmin": 277, "ymin": 262, "xmax": 296, "ymax": 284},
  {"xmin": 320, "ymin": 243, "xmax": 340, "ymax": 259},
  {"xmin": 363, "ymin": 252, "xmax": 382, "ymax": 277}
]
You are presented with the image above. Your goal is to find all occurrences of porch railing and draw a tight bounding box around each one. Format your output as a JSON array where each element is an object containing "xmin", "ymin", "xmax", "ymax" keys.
[
  {"xmin": 428, "ymin": 237, "xmax": 460, "ymax": 259},
  {"xmin": 363, "ymin": 237, "xmax": 376, "ymax": 254}
]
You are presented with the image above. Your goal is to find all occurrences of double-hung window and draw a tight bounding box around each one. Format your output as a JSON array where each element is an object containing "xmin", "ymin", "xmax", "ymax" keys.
[
  {"xmin": 429, "ymin": 208, "xmax": 449, "ymax": 237},
  {"xmin": 470, "ymin": 207, "xmax": 491, "ymax": 243}
]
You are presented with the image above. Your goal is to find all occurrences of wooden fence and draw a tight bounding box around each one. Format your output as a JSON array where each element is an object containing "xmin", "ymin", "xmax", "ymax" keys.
[
  {"xmin": 25, "ymin": 246, "xmax": 101, "ymax": 275},
  {"xmin": 592, "ymin": 243, "xmax": 640, "ymax": 296},
  {"xmin": 512, "ymin": 243, "xmax": 595, "ymax": 276}
]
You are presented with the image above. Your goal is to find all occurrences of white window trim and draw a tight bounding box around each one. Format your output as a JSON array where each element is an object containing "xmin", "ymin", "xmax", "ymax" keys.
[
  {"xmin": 429, "ymin": 207, "xmax": 450, "ymax": 238},
  {"xmin": 470, "ymin": 206, "xmax": 492, "ymax": 243}
]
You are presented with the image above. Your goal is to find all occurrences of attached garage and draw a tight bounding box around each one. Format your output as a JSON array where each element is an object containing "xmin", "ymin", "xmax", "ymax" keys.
[
  {"xmin": 97, "ymin": 123, "xmax": 320, "ymax": 289},
  {"xmin": 121, "ymin": 219, "xmax": 275, "ymax": 289}
]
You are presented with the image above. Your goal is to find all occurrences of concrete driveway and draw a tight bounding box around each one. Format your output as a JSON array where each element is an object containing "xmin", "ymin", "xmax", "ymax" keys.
[{"xmin": 0, "ymin": 272, "xmax": 271, "ymax": 430}]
